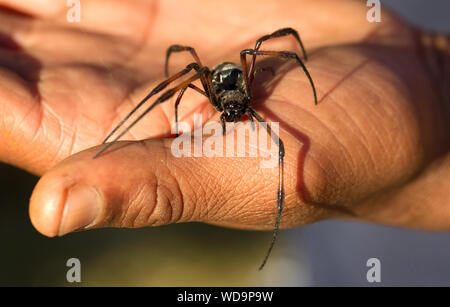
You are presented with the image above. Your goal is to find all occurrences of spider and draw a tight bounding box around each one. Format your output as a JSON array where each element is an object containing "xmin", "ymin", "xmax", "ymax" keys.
[{"xmin": 93, "ymin": 27, "xmax": 317, "ymax": 270}]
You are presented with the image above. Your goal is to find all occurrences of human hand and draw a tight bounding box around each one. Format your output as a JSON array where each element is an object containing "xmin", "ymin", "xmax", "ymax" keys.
[{"xmin": 0, "ymin": 0, "xmax": 448, "ymax": 237}]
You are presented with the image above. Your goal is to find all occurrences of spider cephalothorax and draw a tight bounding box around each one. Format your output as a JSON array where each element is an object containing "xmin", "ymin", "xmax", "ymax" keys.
[{"xmin": 94, "ymin": 28, "xmax": 317, "ymax": 270}]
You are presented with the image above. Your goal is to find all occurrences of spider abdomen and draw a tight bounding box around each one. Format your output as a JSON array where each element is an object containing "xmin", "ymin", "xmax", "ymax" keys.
[
  {"xmin": 212, "ymin": 62, "xmax": 248, "ymax": 121},
  {"xmin": 211, "ymin": 63, "xmax": 246, "ymax": 93}
]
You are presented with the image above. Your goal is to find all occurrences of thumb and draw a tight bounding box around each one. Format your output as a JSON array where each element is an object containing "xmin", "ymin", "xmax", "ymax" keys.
[{"xmin": 29, "ymin": 132, "xmax": 319, "ymax": 237}]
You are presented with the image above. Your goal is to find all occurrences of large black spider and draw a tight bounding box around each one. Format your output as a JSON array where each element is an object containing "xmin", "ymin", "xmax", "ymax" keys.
[{"xmin": 94, "ymin": 27, "xmax": 317, "ymax": 270}]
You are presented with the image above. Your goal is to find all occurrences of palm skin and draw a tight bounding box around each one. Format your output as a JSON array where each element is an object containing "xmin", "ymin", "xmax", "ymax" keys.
[{"xmin": 0, "ymin": 0, "xmax": 448, "ymax": 237}]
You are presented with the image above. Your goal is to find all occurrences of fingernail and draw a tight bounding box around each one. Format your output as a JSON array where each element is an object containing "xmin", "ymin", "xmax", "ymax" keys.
[{"xmin": 58, "ymin": 185, "xmax": 101, "ymax": 236}]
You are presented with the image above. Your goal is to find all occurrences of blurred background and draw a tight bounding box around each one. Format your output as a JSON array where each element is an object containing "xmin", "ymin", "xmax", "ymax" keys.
[{"xmin": 1, "ymin": 0, "xmax": 449, "ymax": 286}]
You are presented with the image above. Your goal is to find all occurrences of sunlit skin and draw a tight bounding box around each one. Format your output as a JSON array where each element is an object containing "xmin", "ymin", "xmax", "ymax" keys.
[{"xmin": 0, "ymin": 0, "xmax": 448, "ymax": 242}]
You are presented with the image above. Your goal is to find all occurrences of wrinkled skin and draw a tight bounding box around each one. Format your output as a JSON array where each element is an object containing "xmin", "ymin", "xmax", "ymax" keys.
[{"xmin": 0, "ymin": 0, "xmax": 448, "ymax": 237}]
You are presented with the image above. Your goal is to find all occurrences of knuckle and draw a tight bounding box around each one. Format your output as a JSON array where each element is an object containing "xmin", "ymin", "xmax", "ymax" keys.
[
  {"xmin": 147, "ymin": 165, "xmax": 185, "ymax": 226},
  {"xmin": 114, "ymin": 169, "xmax": 185, "ymax": 228},
  {"xmin": 146, "ymin": 179, "xmax": 176, "ymax": 226}
]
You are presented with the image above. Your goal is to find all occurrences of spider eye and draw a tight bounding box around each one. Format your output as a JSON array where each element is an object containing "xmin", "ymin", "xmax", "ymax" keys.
[{"xmin": 224, "ymin": 101, "xmax": 241, "ymax": 111}]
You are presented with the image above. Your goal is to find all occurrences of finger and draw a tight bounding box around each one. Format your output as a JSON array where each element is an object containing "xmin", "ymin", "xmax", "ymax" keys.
[
  {"xmin": 355, "ymin": 153, "xmax": 450, "ymax": 230},
  {"xmin": 0, "ymin": 0, "xmax": 157, "ymax": 39},
  {"xmin": 0, "ymin": 0, "xmax": 64, "ymax": 17},
  {"xmin": 29, "ymin": 131, "xmax": 330, "ymax": 237},
  {"xmin": 0, "ymin": 8, "xmax": 145, "ymax": 69}
]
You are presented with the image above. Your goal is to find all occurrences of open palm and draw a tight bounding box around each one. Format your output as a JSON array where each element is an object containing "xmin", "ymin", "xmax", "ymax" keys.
[{"xmin": 0, "ymin": 0, "xmax": 448, "ymax": 238}]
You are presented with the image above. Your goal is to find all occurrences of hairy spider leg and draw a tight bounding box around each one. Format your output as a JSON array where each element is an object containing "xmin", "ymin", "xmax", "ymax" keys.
[
  {"xmin": 100, "ymin": 63, "xmax": 201, "ymax": 145},
  {"xmin": 165, "ymin": 45, "xmax": 203, "ymax": 77},
  {"xmin": 165, "ymin": 45, "xmax": 217, "ymax": 110},
  {"xmin": 249, "ymin": 27, "xmax": 308, "ymax": 84},
  {"xmin": 174, "ymin": 83, "xmax": 207, "ymax": 136},
  {"xmin": 247, "ymin": 107, "xmax": 285, "ymax": 271},
  {"xmin": 240, "ymin": 49, "xmax": 286, "ymax": 270},
  {"xmin": 240, "ymin": 46, "xmax": 316, "ymax": 269},
  {"xmin": 241, "ymin": 49, "xmax": 318, "ymax": 105},
  {"xmin": 220, "ymin": 113, "xmax": 226, "ymax": 136},
  {"xmin": 94, "ymin": 67, "xmax": 211, "ymax": 158}
]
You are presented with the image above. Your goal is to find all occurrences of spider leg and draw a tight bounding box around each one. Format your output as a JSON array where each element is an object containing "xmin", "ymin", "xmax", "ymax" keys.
[
  {"xmin": 94, "ymin": 67, "xmax": 210, "ymax": 158},
  {"xmin": 174, "ymin": 83, "xmax": 207, "ymax": 136},
  {"xmin": 165, "ymin": 45, "xmax": 215, "ymax": 109},
  {"xmin": 165, "ymin": 45, "xmax": 203, "ymax": 77},
  {"xmin": 101, "ymin": 63, "xmax": 200, "ymax": 145},
  {"xmin": 246, "ymin": 107, "xmax": 285, "ymax": 271},
  {"xmin": 248, "ymin": 112, "xmax": 256, "ymax": 131},
  {"xmin": 220, "ymin": 113, "xmax": 226, "ymax": 136},
  {"xmin": 241, "ymin": 49, "xmax": 318, "ymax": 106},
  {"xmin": 249, "ymin": 28, "xmax": 308, "ymax": 84}
]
